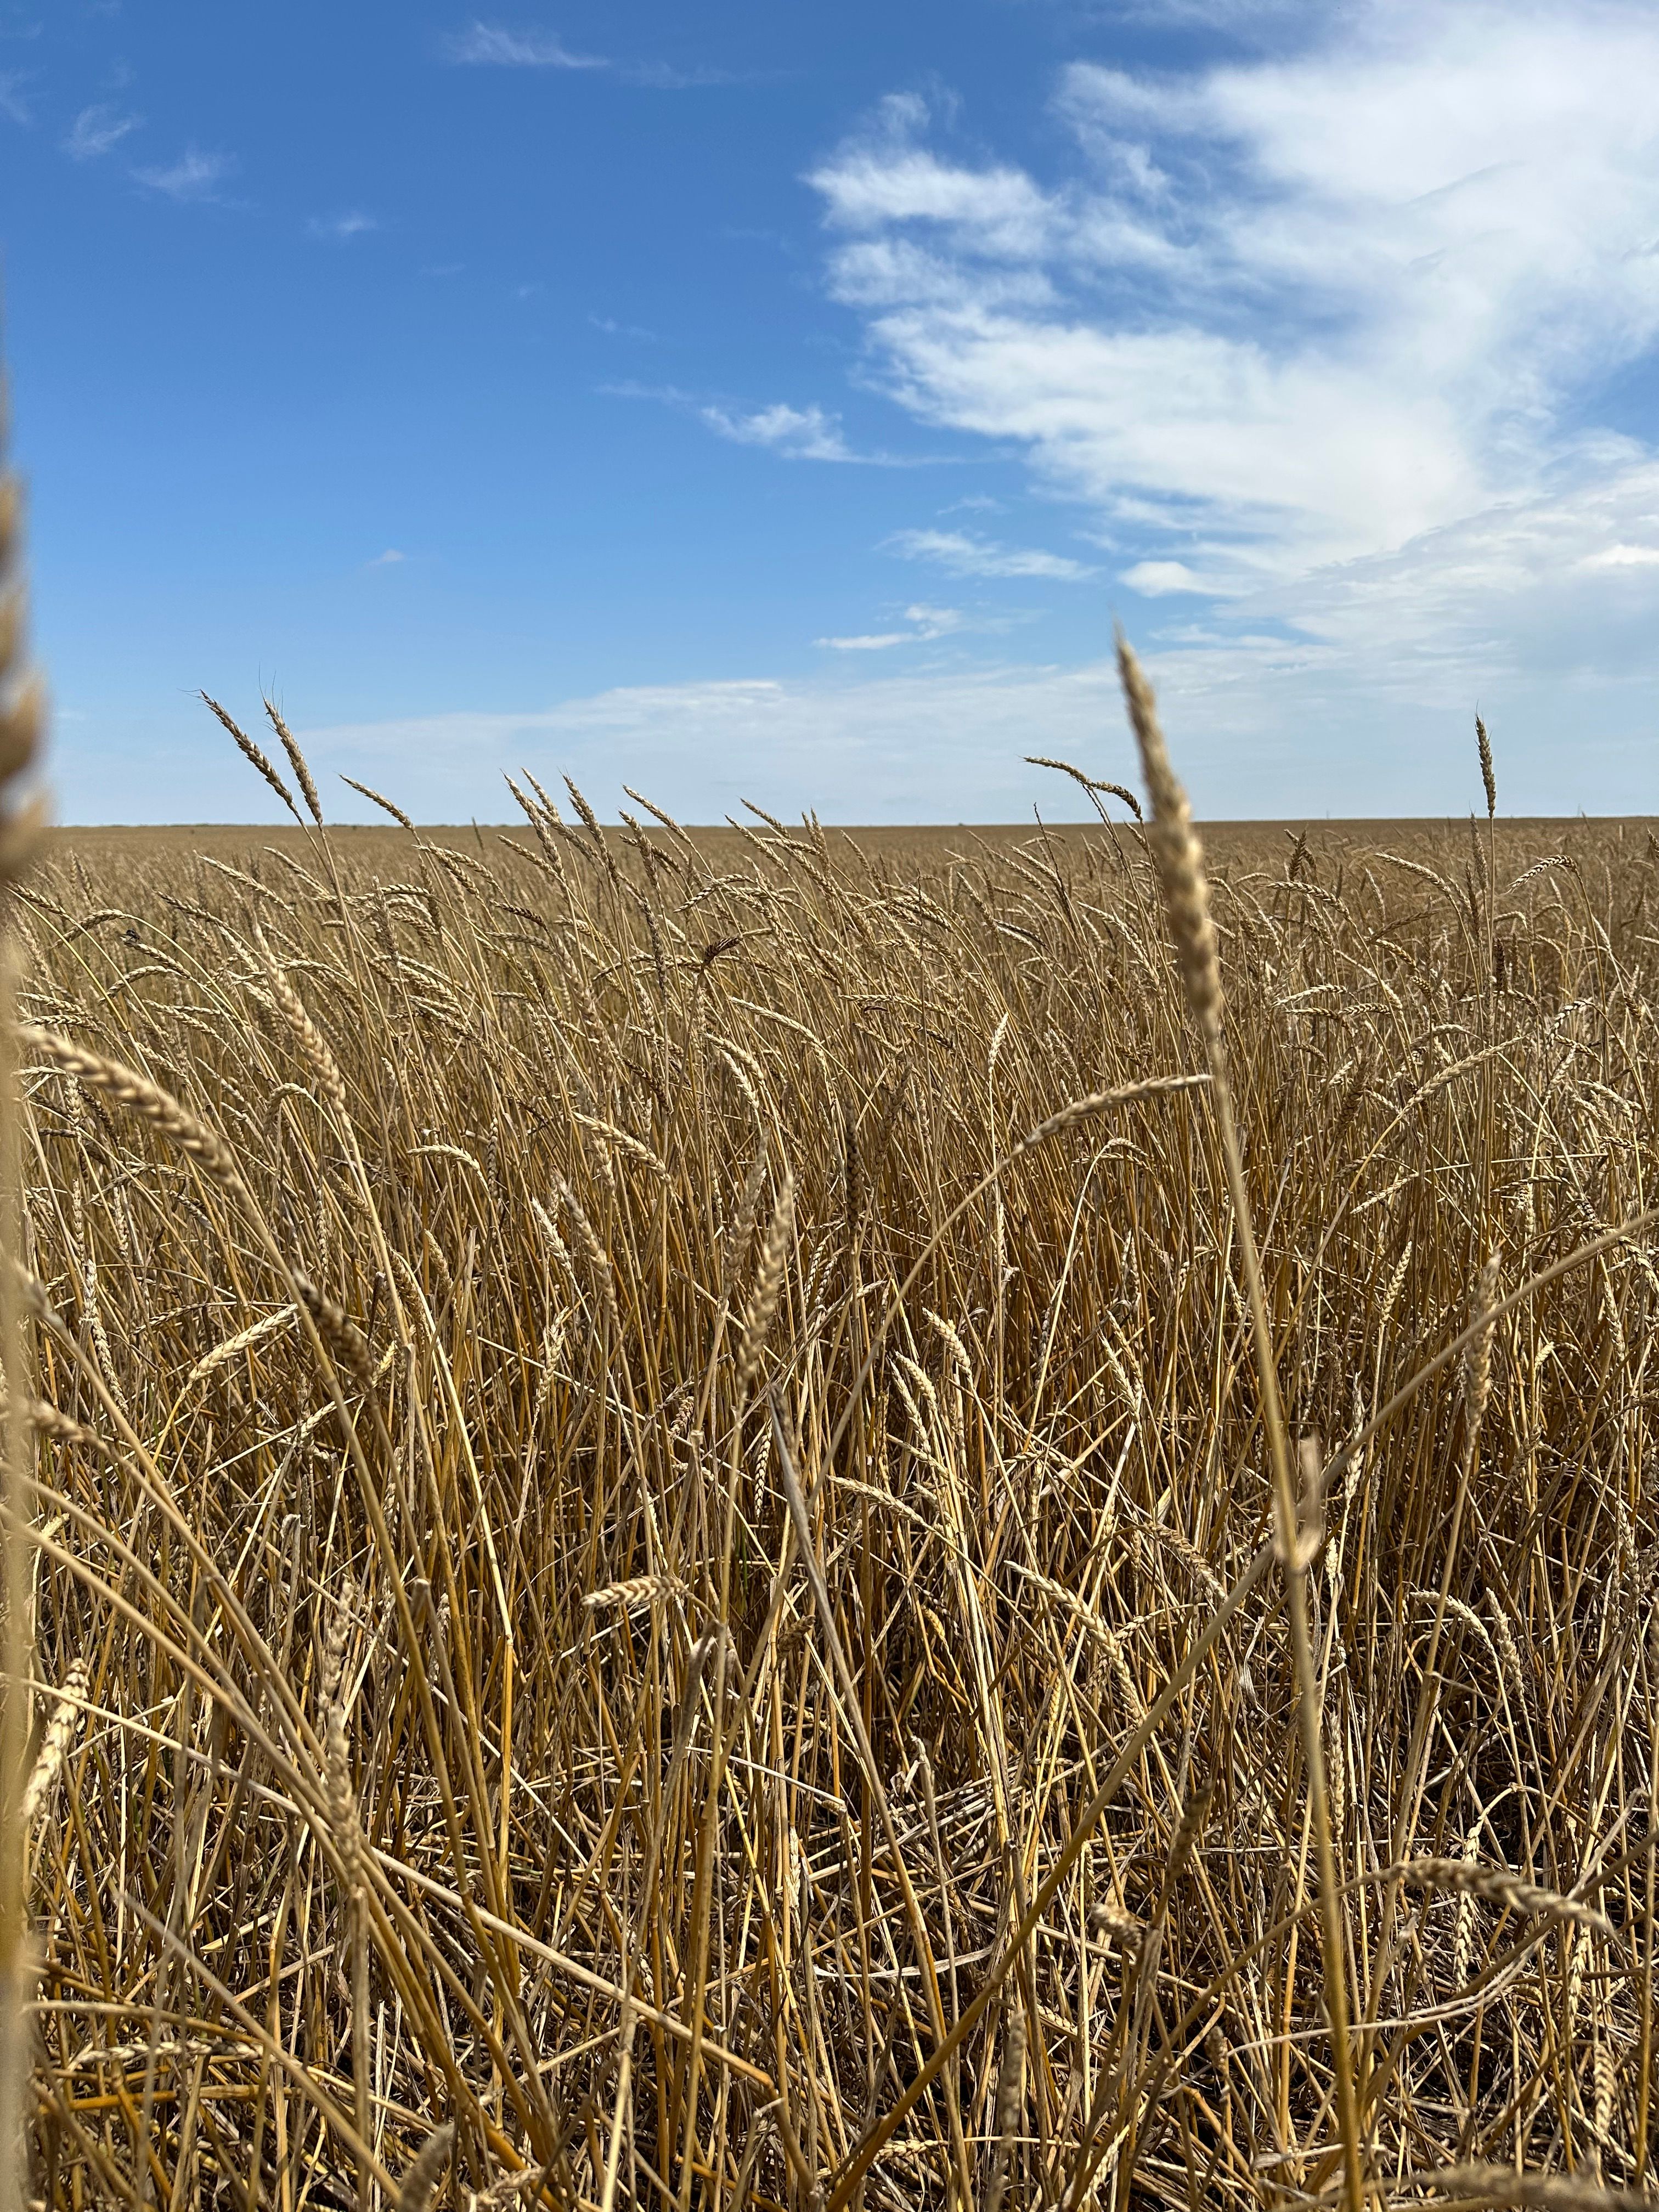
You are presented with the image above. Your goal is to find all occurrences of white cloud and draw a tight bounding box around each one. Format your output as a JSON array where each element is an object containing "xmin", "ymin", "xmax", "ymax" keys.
[
  {"xmin": 444, "ymin": 24, "xmax": 741, "ymax": 85},
  {"xmin": 309, "ymin": 210, "xmax": 377, "ymax": 240},
  {"xmin": 1121, "ymin": 560, "xmax": 1206, "ymax": 596},
  {"xmin": 811, "ymin": 135, "xmax": 1053, "ymax": 260},
  {"xmin": 817, "ymin": 603, "xmax": 969, "ymax": 650},
  {"xmin": 885, "ymin": 527, "xmax": 1094, "ymax": 579},
  {"xmin": 614, "ymin": 381, "xmax": 925, "ymax": 466},
  {"xmin": 305, "ymin": 669, "xmax": 1138, "ymax": 822},
  {"xmin": 447, "ymin": 22, "xmax": 607, "ymax": 67},
  {"xmin": 64, "ymin": 103, "xmax": 140, "ymax": 159},
  {"xmin": 134, "ymin": 148, "xmax": 233, "ymax": 202},
  {"xmin": 0, "ymin": 71, "xmax": 31, "ymax": 125},
  {"xmin": 904, "ymin": 603, "xmax": 968, "ymax": 636},
  {"xmin": 805, "ymin": 6, "xmax": 1659, "ymax": 702},
  {"xmin": 1580, "ymin": 543, "xmax": 1659, "ymax": 570},
  {"xmin": 623, "ymin": 61, "xmax": 749, "ymax": 90},
  {"xmin": 366, "ymin": 549, "xmax": 407, "ymax": 567},
  {"xmin": 293, "ymin": 549, "xmax": 1659, "ymax": 826},
  {"xmin": 701, "ymin": 401, "xmax": 856, "ymax": 462}
]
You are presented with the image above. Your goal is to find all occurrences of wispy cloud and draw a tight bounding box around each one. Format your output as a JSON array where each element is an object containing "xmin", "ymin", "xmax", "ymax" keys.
[
  {"xmin": 590, "ymin": 313, "xmax": 658, "ymax": 341},
  {"xmin": 904, "ymin": 603, "xmax": 968, "ymax": 636},
  {"xmin": 447, "ymin": 21, "xmax": 607, "ymax": 68},
  {"xmin": 366, "ymin": 549, "xmax": 407, "ymax": 568},
  {"xmin": 623, "ymin": 60, "xmax": 751, "ymax": 89},
  {"xmin": 0, "ymin": 69, "xmax": 31, "ymax": 125},
  {"xmin": 610, "ymin": 383, "xmax": 902, "ymax": 464},
  {"xmin": 134, "ymin": 147, "xmax": 233, "ymax": 202},
  {"xmin": 444, "ymin": 23, "xmax": 755, "ymax": 88},
  {"xmin": 702, "ymin": 402, "xmax": 857, "ymax": 462},
  {"xmin": 306, "ymin": 667, "xmax": 1138, "ymax": 822},
  {"xmin": 64, "ymin": 101, "xmax": 140, "ymax": 158},
  {"xmin": 817, "ymin": 603, "xmax": 968, "ymax": 650},
  {"xmin": 1120, "ymin": 559, "xmax": 1209, "ymax": 597},
  {"xmin": 885, "ymin": 528, "xmax": 1094, "ymax": 580},
  {"xmin": 308, "ymin": 210, "xmax": 377, "ymax": 240},
  {"xmin": 806, "ymin": 1, "xmax": 1659, "ymax": 708},
  {"xmin": 1579, "ymin": 543, "xmax": 1659, "ymax": 571}
]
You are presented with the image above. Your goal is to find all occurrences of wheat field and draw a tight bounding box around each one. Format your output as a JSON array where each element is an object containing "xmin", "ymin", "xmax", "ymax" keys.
[{"xmin": 4, "ymin": 679, "xmax": 1659, "ymax": 2212}]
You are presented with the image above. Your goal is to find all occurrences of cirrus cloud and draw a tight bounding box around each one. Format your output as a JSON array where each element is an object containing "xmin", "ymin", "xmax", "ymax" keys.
[
  {"xmin": 447, "ymin": 22, "xmax": 607, "ymax": 69},
  {"xmin": 701, "ymin": 400, "xmax": 856, "ymax": 462},
  {"xmin": 885, "ymin": 527, "xmax": 1094, "ymax": 580},
  {"xmin": 134, "ymin": 147, "xmax": 233, "ymax": 202},
  {"xmin": 64, "ymin": 103, "xmax": 141, "ymax": 160}
]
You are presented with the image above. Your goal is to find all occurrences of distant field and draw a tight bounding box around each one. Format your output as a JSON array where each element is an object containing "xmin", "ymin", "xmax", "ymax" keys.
[
  {"xmin": 46, "ymin": 811, "xmax": 1659, "ymax": 893},
  {"xmin": 15, "ymin": 778, "xmax": 1659, "ymax": 2205}
]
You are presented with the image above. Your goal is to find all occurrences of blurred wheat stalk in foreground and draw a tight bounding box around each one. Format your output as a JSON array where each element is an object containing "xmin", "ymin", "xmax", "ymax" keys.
[{"xmin": 1, "ymin": 652, "xmax": 1658, "ymax": 2212}]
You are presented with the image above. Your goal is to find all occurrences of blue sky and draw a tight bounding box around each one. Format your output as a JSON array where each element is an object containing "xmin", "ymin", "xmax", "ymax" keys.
[{"xmin": 4, "ymin": 1, "xmax": 1659, "ymax": 822}]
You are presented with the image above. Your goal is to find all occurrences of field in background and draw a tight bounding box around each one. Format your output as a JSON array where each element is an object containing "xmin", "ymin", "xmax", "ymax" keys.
[
  {"xmin": 13, "ymin": 769, "xmax": 1659, "ymax": 2208},
  {"xmin": 48, "ymin": 814, "xmax": 1659, "ymax": 874}
]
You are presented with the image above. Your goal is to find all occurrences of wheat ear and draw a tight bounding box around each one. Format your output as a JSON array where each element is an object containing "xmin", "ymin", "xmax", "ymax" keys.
[
  {"xmin": 396, "ymin": 2123, "xmax": 454, "ymax": 2212},
  {"xmin": 340, "ymin": 775, "xmax": 415, "ymax": 831},
  {"xmin": 1397, "ymin": 1855, "xmax": 1613, "ymax": 1938},
  {"xmin": 738, "ymin": 1167, "xmax": 794, "ymax": 1395},
  {"xmin": 1477, "ymin": 712, "xmax": 1497, "ymax": 821},
  {"xmin": 264, "ymin": 698, "xmax": 323, "ymax": 826},
  {"xmin": 17, "ymin": 1026, "xmax": 244, "ymax": 1193},
  {"xmin": 253, "ymin": 923, "xmax": 348, "ymax": 1113},
  {"xmin": 1116, "ymin": 634, "xmax": 1222, "ymax": 1037},
  {"xmin": 985, "ymin": 2004, "xmax": 1026, "ymax": 2212},
  {"xmin": 201, "ymin": 693, "xmax": 303, "ymax": 823},
  {"xmin": 21, "ymin": 1657, "xmax": 88, "ymax": 1837}
]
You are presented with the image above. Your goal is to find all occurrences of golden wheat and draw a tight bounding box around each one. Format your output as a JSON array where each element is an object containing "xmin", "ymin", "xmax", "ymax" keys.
[{"xmin": 1, "ymin": 681, "xmax": 1656, "ymax": 2208}]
